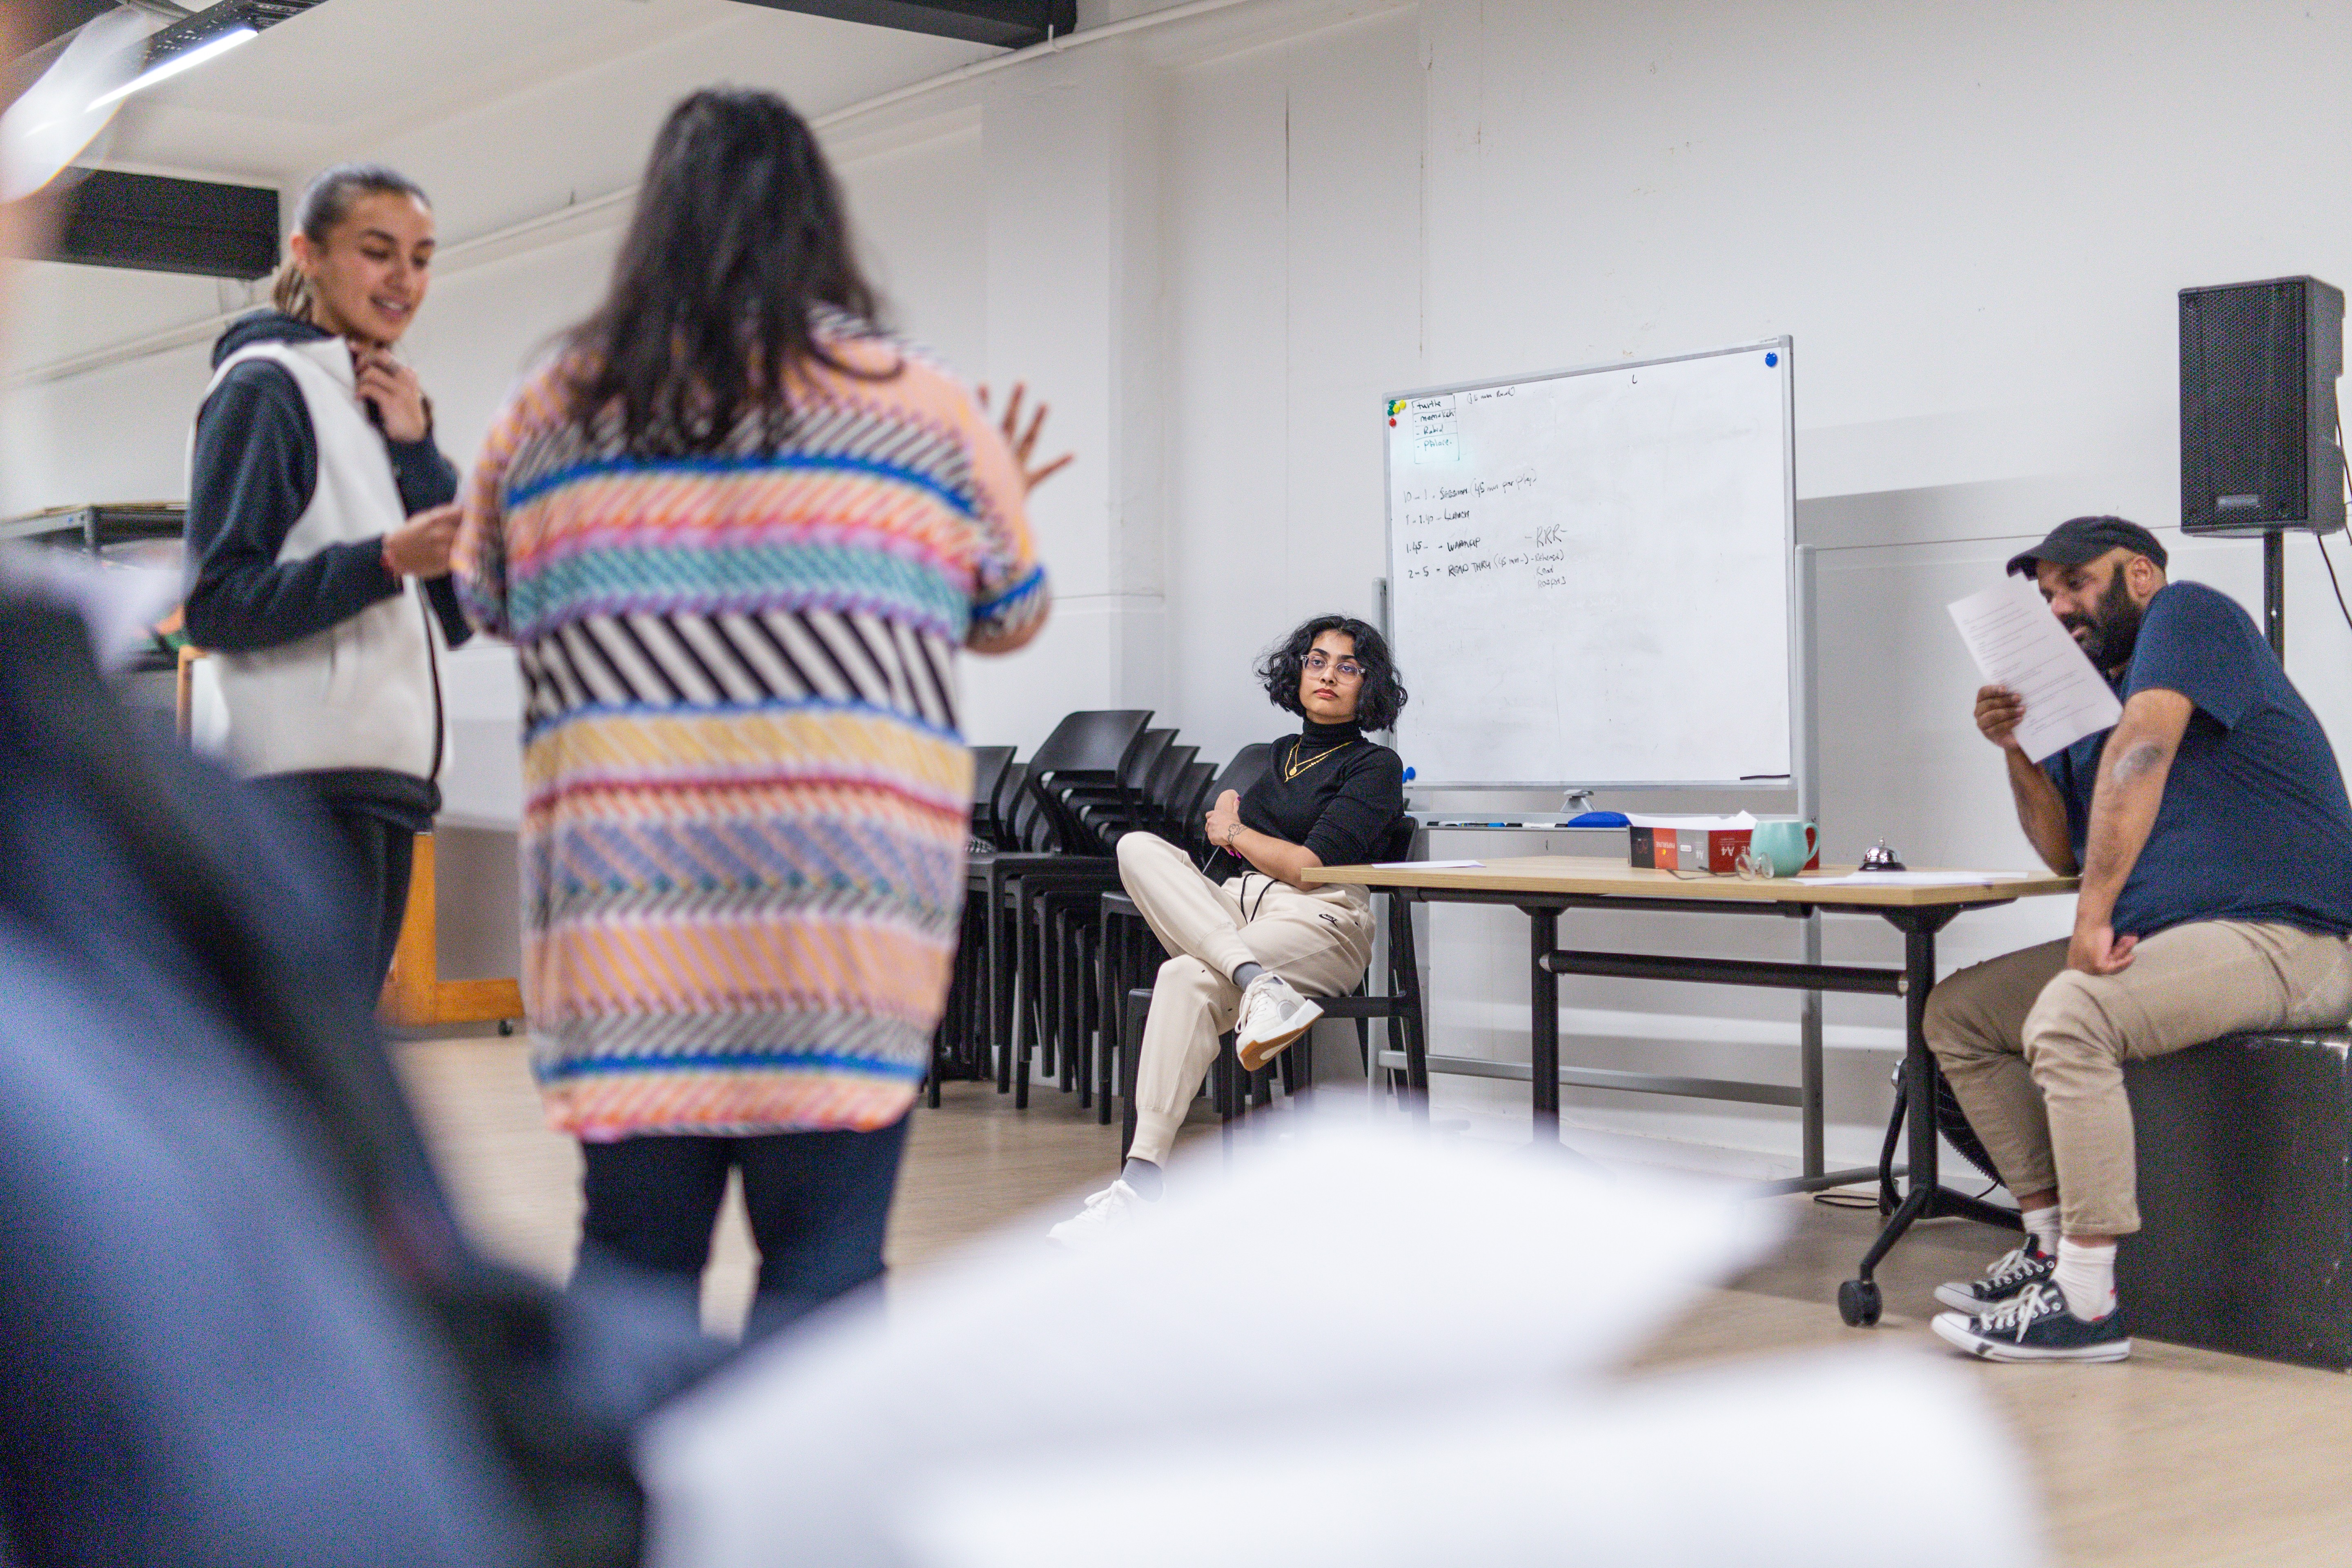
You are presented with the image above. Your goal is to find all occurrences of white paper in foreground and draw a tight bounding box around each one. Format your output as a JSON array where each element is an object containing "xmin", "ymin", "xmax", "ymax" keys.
[
  {"xmin": 1946, "ymin": 575, "xmax": 2120, "ymax": 763},
  {"xmin": 898, "ymin": 1350, "xmax": 2046, "ymax": 1568},
  {"xmin": 640, "ymin": 1127, "xmax": 1787, "ymax": 1568}
]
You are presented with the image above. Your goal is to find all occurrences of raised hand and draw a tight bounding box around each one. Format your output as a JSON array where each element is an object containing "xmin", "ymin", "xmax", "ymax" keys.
[
  {"xmin": 1975, "ymin": 684, "xmax": 2027, "ymax": 752},
  {"xmin": 353, "ymin": 346, "xmax": 431, "ymax": 443},
  {"xmin": 977, "ymin": 381, "xmax": 1074, "ymax": 495}
]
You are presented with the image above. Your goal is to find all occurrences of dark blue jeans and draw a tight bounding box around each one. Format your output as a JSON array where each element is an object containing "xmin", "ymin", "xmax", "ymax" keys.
[{"xmin": 576, "ymin": 1116, "xmax": 910, "ymax": 1344}]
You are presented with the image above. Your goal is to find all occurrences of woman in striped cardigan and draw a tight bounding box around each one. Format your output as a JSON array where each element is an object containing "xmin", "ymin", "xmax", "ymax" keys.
[{"xmin": 455, "ymin": 88, "xmax": 1060, "ymax": 1341}]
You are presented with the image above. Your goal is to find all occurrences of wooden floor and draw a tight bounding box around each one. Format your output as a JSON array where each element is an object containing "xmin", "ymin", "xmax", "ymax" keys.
[{"xmin": 397, "ymin": 1036, "xmax": 2352, "ymax": 1568}]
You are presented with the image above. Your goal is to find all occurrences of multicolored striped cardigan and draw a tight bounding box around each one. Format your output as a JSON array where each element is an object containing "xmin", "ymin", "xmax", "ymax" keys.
[{"xmin": 454, "ymin": 325, "xmax": 1046, "ymax": 1139}]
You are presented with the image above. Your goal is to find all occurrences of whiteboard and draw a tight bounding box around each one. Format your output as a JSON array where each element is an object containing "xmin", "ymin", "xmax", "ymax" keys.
[{"xmin": 1384, "ymin": 340, "xmax": 1795, "ymax": 788}]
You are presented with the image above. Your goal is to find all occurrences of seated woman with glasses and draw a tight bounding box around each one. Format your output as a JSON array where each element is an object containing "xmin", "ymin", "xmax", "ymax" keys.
[{"xmin": 1050, "ymin": 614, "xmax": 1408, "ymax": 1244}]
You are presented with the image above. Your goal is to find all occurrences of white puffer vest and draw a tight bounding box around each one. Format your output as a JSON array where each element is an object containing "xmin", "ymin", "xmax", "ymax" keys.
[{"xmin": 195, "ymin": 338, "xmax": 445, "ymax": 782}]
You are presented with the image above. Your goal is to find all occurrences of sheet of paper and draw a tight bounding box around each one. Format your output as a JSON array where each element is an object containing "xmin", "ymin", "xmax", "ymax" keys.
[
  {"xmin": 1798, "ymin": 871, "xmax": 2033, "ymax": 888},
  {"xmin": 1945, "ymin": 575, "xmax": 2121, "ymax": 763},
  {"xmin": 1377, "ymin": 858, "xmax": 1484, "ymax": 870}
]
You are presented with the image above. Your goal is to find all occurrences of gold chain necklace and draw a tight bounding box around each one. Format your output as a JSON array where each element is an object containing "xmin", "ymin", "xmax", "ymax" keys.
[{"xmin": 1284, "ymin": 736, "xmax": 1354, "ymax": 782}]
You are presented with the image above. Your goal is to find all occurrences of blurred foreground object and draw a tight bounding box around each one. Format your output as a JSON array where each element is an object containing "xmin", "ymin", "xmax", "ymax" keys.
[
  {"xmin": 901, "ymin": 1351, "xmax": 2036, "ymax": 1568},
  {"xmin": 0, "ymin": 580, "xmax": 704, "ymax": 1566},
  {"xmin": 0, "ymin": 8, "xmax": 140, "ymax": 203},
  {"xmin": 640, "ymin": 1127, "xmax": 2045, "ymax": 1567}
]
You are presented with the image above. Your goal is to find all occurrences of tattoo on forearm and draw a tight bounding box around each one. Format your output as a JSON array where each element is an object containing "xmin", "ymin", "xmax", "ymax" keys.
[{"xmin": 2109, "ymin": 740, "xmax": 2168, "ymax": 787}]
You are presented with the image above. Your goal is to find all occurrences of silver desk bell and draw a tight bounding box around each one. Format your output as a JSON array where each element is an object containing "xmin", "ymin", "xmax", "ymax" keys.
[{"xmin": 1858, "ymin": 839, "xmax": 1907, "ymax": 873}]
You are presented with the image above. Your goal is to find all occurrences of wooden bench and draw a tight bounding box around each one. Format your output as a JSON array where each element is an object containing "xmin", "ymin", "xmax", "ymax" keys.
[{"xmin": 2120, "ymin": 1030, "xmax": 2352, "ymax": 1370}]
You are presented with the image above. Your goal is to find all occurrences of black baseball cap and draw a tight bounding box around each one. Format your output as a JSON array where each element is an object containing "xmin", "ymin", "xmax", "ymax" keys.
[{"xmin": 2005, "ymin": 515, "xmax": 2169, "ymax": 578}]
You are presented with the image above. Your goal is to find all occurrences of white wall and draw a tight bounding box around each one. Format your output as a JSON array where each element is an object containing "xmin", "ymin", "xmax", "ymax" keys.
[{"xmin": 16, "ymin": 0, "xmax": 2352, "ymax": 1176}]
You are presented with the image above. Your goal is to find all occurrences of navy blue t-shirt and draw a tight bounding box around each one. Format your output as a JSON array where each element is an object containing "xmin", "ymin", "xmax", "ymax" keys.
[{"xmin": 2039, "ymin": 580, "xmax": 2352, "ymax": 939}]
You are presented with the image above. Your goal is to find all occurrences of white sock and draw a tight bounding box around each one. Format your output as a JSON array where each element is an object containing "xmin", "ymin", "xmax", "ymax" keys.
[
  {"xmin": 2021, "ymin": 1205, "xmax": 2061, "ymax": 1256},
  {"xmin": 2054, "ymin": 1238, "xmax": 2117, "ymax": 1320}
]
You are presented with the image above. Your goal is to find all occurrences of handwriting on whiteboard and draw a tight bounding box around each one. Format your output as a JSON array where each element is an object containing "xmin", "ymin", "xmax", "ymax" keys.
[{"xmin": 1392, "ymin": 468, "xmax": 1558, "ymax": 588}]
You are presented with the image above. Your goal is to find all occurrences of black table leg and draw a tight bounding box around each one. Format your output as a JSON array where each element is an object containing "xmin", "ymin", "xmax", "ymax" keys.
[
  {"xmin": 1528, "ymin": 905, "xmax": 1561, "ymax": 1143},
  {"xmin": 1841, "ymin": 906, "xmax": 2019, "ymax": 1327}
]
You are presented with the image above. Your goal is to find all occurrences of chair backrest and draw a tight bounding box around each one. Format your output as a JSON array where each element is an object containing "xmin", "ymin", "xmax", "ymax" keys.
[
  {"xmin": 1372, "ymin": 814, "xmax": 1419, "ymax": 866},
  {"xmin": 1026, "ymin": 710, "xmax": 1152, "ymax": 780},
  {"xmin": 1172, "ymin": 760, "xmax": 1216, "ymax": 838},
  {"xmin": 1125, "ymin": 728, "xmax": 1176, "ymax": 791},
  {"xmin": 969, "ymin": 745, "xmax": 1015, "ymax": 833},
  {"xmin": 1147, "ymin": 744, "xmax": 1199, "ymax": 824},
  {"xmin": 984, "ymin": 762, "xmax": 1031, "ymax": 851},
  {"xmin": 1212, "ymin": 742, "xmax": 1276, "ymax": 803}
]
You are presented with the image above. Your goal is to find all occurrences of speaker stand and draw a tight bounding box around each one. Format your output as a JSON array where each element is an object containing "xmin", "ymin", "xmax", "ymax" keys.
[{"xmin": 2265, "ymin": 530, "xmax": 2287, "ymax": 663}]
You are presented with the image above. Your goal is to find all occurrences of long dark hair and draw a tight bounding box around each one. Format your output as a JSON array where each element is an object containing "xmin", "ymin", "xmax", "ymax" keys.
[
  {"xmin": 271, "ymin": 163, "xmax": 430, "ymax": 322},
  {"xmin": 1256, "ymin": 615, "xmax": 1409, "ymax": 732},
  {"xmin": 565, "ymin": 88, "xmax": 895, "ymax": 456}
]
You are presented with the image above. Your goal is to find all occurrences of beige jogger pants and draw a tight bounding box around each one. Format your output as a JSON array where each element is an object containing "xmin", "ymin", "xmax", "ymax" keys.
[
  {"xmin": 1116, "ymin": 831, "xmax": 1376, "ymax": 1165},
  {"xmin": 1925, "ymin": 920, "xmax": 2352, "ymax": 1236}
]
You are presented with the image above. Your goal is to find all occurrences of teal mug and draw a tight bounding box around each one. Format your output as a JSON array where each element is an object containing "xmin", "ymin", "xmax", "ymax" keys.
[{"xmin": 1747, "ymin": 819, "xmax": 1818, "ymax": 878}]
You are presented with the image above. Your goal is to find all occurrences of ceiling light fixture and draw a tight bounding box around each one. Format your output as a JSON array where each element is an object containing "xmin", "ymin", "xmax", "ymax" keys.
[{"xmin": 87, "ymin": 23, "xmax": 256, "ymax": 111}]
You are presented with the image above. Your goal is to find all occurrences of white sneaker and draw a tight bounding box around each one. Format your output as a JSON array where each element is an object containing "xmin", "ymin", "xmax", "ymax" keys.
[
  {"xmin": 1047, "ymin": 1179, "xmax": 1143, "ymax": 1248},
  {"xmin": 1235, "ymin": 973, "xmax": 1322, "ymax": 1071}
]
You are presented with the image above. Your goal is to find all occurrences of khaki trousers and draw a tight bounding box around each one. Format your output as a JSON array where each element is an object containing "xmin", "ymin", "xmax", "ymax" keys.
[
  {"xmin": 1925, "ymin": 920, "xmax": 2352, "ymax": 1236},
  {"xmin": 1116, "ymin": 831, "xmax": 1376, "ymax": 1165}
]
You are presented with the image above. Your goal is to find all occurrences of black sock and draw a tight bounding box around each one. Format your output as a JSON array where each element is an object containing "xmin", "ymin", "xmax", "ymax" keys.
[
  {"xmin": 1120, "ymin": 1156, "xmax": 1163, "ymax": 1200},
  {"xmin": 1232, "ymin": 961, "xmax": 1266, "ymax": 990}
]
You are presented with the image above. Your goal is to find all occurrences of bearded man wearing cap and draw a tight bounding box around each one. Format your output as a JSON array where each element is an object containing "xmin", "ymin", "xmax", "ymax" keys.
[{"xmin": 1924, "ymin": 514, "xmax": 2352, "ymax": 1363}]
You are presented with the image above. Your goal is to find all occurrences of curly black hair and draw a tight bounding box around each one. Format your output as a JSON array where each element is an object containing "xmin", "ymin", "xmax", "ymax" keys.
[{"xmin": 1255, "ymin": 615, "xmax": 1408, "ymax": 732}]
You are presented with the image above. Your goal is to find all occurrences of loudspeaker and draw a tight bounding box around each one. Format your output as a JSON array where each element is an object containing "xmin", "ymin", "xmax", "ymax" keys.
[{"xmin": 2180, "ymin": 276, "xmax": 2345, "ymax": 537}]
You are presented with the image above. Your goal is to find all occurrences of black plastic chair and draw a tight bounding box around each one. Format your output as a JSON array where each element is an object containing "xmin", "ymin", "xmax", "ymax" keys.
[
  {"xmin": 967, "ymin": 712, "xmax": 1151, "ymax": 1105},
  {"xmin": 1024, "ymin": 710, "xmax": 1153, "ymax": 857},
  {"xmin": 1143, "ymin": 743, "xmax": 1199, "ymax": 835},
  {"xmin": 1075, "ymin": 728, "xmax": 1174, "ymax": 845},
  {"xmin": 968, "ymin": 745, "xmax": 1015, "ymax": 846}
]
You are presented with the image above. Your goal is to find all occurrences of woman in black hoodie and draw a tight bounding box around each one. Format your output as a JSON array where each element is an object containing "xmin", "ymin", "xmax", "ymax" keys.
[{"xmin": 184, "ymin": 164, "xmax": 472, "ymax": 987}]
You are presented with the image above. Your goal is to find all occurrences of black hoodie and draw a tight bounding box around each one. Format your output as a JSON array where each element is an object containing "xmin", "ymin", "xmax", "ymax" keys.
[
  {"xmin": 184, "ymin": 311, "xmax": 471, "ymax": 656},
  {"xmin": 184, "ymin": 312, "xmax": 472, "ymax": 830}
]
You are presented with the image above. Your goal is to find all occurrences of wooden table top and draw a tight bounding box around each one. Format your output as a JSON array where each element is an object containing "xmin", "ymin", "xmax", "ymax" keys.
[{"xmin": 1305, "ymin": 854, "xmax": 2079, "ymax": 909}]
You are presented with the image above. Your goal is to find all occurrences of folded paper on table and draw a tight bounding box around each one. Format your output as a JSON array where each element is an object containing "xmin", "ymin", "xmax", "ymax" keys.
[
  {"xmin": 1946, "ymin": 576, "xmax": 2121, "ymax": 763},
  {"xmin": 1800, "ymin": 871, "xmax": 2036, "ymax": 888}
]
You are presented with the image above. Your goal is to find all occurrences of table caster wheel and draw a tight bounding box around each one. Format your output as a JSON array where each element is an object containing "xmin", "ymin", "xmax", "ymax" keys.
[
  {"xmin": 497, "ymin": 1018, "xmax": 516, "ymax": 1036},
  {"xmin": 1838, "ymin": 1278, "xmax": 1882, "ymax": 1327}
]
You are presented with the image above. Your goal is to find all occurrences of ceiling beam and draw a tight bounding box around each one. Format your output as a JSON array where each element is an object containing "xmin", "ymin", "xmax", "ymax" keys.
[
  {"xmin": 56, "ymin": 169, "xmax": 278, "ymax": 279},
  {"xmin": 724, "ymin": 0, "xmax": 1075, "ymax": 51}
]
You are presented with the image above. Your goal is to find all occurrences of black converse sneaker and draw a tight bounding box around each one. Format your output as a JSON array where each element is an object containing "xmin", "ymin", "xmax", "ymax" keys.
[
  {"xmin": 1932, "ymin": 1235, "xmax": 2057, "ymax": 1313},
  {"xmin": 1931, "ymin": 1281, "xmax": 2132, "ymax": 1363}
]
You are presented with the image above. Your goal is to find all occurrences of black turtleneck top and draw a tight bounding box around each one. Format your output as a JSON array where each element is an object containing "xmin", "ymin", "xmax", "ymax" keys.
[{"xmin": 1232, "ymin": 719, "xmax": 1407, "ymax": 870}]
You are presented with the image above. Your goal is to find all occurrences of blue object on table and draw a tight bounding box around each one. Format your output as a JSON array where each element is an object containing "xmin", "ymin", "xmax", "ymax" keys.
[{"xmin": 1566, "ymin": 811, "xmax": 1629, "ymax": 827}]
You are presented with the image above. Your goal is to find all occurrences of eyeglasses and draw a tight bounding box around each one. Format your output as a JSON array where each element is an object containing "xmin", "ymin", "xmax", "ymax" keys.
[{"xmin": 1303, "ymin": 652, "xmax": 1365, "ymax": 680}]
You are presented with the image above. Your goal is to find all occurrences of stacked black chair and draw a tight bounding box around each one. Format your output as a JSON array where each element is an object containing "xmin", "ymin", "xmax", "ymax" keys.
[
  {"xmin": 933, "ymin": 746, "xmax": 1022, "ymax": 1105},
  {"xmin": 967, "ymin": 745, "xmax": 1016, "ymax": 849},
  {"xmin": 964, "ymin": 711, "xmax": 1152, "ymax": 1107}
]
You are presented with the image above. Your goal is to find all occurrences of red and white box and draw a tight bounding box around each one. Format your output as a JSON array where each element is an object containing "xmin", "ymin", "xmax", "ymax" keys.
[{"xmin": 1628, "ymin": 815, "xmax": 1754, "ymax": 876}]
